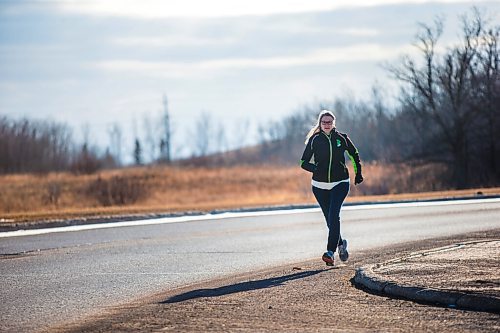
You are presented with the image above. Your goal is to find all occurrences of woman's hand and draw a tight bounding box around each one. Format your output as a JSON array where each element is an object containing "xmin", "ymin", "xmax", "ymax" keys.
[{"xmin": 355, "ymin": 173, "xmax": 364, "ymax": 185}]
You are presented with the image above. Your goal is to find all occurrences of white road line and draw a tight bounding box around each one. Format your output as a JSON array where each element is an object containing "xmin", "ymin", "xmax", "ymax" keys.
[{"xmin": 1, "ymin": 198, "xmax": 499, "ymax": 238}]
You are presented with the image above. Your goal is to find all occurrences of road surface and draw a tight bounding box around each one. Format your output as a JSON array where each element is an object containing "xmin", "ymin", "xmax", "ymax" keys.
[{"xmin": 1, "ymin": 198, "xmax": 499, "ymax": 332}]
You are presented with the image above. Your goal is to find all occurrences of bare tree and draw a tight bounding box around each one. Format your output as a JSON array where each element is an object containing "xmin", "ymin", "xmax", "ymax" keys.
[
  {"xmin": 107, "ymin": 122, "xmax": 123, "ymax": 166},
  {"xmin": 142, "ymin": 113, "xmax": 157, "ymax": 162},
  {"xmin": 134, "ymin": 138, "xmax": 142, "ymax": 165},
  {"xmin": 192, "ymin": 111, "xmax": 213, "ymax": 157},
  {"xmin": 215, "ymin": 121, "xmax": 227, "ymax": 153},
  {"xmin": 470, "ymin": 12, "xmax": 500, "ymax": 183},
  {"xmin": 229, "ymin": 118, "xmax": 250, "ymax": 151},
  {"xmin": 160, "ymin": 94, "xmax": 172, "ymax": 163},
  {"xmin": 71, "ymin": 124, "xmax": 101, "ymax": 174},
  {"xmin": 386, "ymin": 9, "xmax": 500, "ymax": 188}
]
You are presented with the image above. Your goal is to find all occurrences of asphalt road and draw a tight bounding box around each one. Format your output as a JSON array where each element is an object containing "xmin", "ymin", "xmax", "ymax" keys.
[{"xmin": 1, "ymin": 198, "xmax": 499, "ymax": 332}]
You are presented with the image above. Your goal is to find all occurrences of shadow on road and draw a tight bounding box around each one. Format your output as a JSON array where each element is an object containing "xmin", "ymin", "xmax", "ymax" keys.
[{"xmin": 161, "ymin": 269, "xmax": 328, "ymax": 304}]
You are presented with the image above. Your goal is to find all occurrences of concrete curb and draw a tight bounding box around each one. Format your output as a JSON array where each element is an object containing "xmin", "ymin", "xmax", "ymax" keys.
[{"xmin": 354, "ymin": 242, "xmax": 500, "ymax": 314}]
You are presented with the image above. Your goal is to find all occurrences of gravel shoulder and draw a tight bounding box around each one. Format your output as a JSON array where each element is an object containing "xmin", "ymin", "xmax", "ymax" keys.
[{"xmin": 50, "ymin": 229, "xmax": 500, "ymax": 333}]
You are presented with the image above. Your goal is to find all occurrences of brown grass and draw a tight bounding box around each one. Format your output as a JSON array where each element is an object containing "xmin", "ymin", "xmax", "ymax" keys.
[{"xmin": 0, "ymin": 163, "xmax": 498, "ymax": 223}]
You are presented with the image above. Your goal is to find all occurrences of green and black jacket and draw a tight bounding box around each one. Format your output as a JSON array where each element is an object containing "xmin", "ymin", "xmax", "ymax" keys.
[{"xmin": 300, "ymin": 129, "xmax": 362, "ymax": 183}]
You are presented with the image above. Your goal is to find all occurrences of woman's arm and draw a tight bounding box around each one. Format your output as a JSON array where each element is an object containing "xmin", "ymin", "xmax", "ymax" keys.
[
  {"xmin": 299, "ymin": 136, "xmax": 316, "ymax": 173},
  {"xmin": 343, "ymin": 133, "xmax": 363, "ymax": 184}
]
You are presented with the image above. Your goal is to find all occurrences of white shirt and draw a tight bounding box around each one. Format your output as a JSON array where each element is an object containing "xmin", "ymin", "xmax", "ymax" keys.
[{"xmin": 312, "ymin": 178, "xmax": 350, "ymax": 190}]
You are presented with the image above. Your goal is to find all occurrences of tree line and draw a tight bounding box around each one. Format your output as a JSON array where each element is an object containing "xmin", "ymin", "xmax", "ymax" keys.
[
  {"xmin": 0, "ymin": 116, "xmax": 117, "ymax": 174},
  {"xmin": 0, "ymin": 117, "xmax": 73, "ymax": 174},
  {"xmin": 1, "ymin": 9, "xmax": 498, "ymax": 189},
  {"xmin": 0, "ymin": 94, "xmax": 173, "ymax": 174}
]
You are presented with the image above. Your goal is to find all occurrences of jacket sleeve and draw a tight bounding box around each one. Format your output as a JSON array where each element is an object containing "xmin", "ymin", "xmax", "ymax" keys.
[
  {"xmin": 342, "ymin": 133, "xmax": 362, "ymax": 176},
  {"xmin": 299, "ymin": 136, "xmax": 316, "ymax": 173}
]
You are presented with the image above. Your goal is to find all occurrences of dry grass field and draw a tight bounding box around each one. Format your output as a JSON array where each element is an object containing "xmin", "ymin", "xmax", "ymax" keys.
[{"xmin": 0, "ymin": 162, "xmax": 498, "ymax": 223}]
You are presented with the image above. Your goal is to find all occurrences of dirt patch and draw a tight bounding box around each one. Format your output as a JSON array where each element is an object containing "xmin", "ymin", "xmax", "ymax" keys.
[
  {"xmin": 49, "ymin": 229, "xmax": 500, "ymax": 333},
  {"xmin": 371, "ymin": 240, "xmax": 500, "ymax": 298}
]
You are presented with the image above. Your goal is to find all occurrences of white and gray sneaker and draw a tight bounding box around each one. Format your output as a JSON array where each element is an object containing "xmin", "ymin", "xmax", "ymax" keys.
[
  {"xmin": 322, "ymin": 250, "xmax": 334, "ymax": 266},
  {"xmin": 338, "ymin": 239, "xmax": 349, "ymax": 262}
]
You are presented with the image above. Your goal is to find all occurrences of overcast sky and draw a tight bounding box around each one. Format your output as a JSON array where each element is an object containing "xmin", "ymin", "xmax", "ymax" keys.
[{"xmin": 1, "ymin": 0, "xmax": 499, "ymax": 161}]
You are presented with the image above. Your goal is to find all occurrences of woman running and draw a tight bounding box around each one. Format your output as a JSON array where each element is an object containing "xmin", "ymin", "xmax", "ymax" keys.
[{"xmin": 300, "ymin": 110, "xmax": 364, "ymax": 266}]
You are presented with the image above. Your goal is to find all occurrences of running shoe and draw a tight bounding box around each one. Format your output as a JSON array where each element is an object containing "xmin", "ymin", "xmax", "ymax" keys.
[
  {"xmin": 322, "ymin": 251, "xmax": 334, "ymax": 266},
  {"xmin": 338, "ymin": 239, "xmax": 349, "ymax": 262}
]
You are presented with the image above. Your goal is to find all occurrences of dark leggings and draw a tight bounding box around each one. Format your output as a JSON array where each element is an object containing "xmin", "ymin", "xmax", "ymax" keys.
[{"xmin": 312, "ymin": 182, "xmax": 349, "ymax": 253}]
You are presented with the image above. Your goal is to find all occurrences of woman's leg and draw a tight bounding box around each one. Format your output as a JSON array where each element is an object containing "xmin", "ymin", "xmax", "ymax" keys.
[
  {"xmin": 313, "ymin": 185, "xmax": 346, "ymax": 253},
  {"xmin": 312, "ymin": 186, "xmax": 330, "ymax": 226},
  {"xmin": 327, "ymin": 182, "xmax": 350, "ymax": 253}
]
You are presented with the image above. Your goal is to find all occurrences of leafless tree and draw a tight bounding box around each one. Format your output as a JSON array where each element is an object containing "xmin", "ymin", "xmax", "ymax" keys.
[
  {"xmin": 159, "ymin": 94, "xmax": 172, "ymax": 163},
  {"xmin": 385, "ymin": 9, "xmax": 499, "ymax": 188},
  {"xmin": 107, "ymin": 122, "xmax": 123, "ymax": 166},
  {"xmin": 142, "ymin": 112, "xmax": 160, "ymax": 163},
  {"xmin": 134, "ymin": 138, "xmax": 142, "ymax": 165},
  {"xmin": 215, "ymin": 121, "xmax": 227, "ymax": 153},
  {"xmin": 469, "ymin": 12, "xmax": 500, "ymax": 183},
  {"xmin": 192, "ymin": 111, "xmax": 213, "ymax": 157},
  {"xmin": 71, "ymin": 124, "xmax": 101, "ymax": 174},
  {"xmin": 229, "ymin": 118, "xmax": 250, "ymax": 151}
]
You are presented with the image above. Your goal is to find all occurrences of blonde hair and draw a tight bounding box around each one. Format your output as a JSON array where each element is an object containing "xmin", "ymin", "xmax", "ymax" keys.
[{"xmin": 305, "ymin": 110, "xmax": 336, "ymax": 143}]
